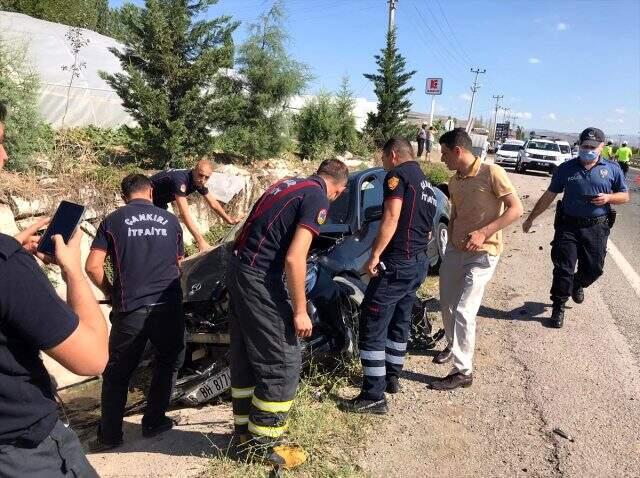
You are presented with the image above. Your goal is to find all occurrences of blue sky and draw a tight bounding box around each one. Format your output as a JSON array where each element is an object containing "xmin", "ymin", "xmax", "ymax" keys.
[{"xmin": 110, "ymin": 0, "xmax": 640, "ymax": 136}]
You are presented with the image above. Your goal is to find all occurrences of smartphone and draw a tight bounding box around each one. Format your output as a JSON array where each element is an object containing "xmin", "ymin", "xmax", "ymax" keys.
[
  {"xmin": 37, "ymin": 201, "xmax": 86, "ymax": 256},
  {"xmin": 582, "ymin": 194, "xmax": 598, "ymax": 202}
]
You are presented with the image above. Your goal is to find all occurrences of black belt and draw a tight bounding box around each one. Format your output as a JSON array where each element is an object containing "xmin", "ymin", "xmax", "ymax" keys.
[{"xmin": 560, "ymin": 214, "xmax": 608, "ymax": 227}]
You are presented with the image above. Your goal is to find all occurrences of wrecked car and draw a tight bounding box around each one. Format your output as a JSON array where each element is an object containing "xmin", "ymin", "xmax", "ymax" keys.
[{"xmin": 173, "ymin": 167, "xmax": 450, "ymax": 406}]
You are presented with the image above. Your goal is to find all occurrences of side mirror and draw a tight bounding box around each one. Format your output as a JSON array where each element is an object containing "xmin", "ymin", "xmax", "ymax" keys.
[{"xmin": 364, "ymin": 205, "xmax": 383, "ymax": 222}]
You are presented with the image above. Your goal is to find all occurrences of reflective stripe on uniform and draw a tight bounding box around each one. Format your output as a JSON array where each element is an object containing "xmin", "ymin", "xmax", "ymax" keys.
[
  {"xmin": 386, "ymin": 339, "xmax": 407, "ymax": 351},
  {"xmin": 248, "ymin": 421, "xmax": 287, "ymax": 438},
  {"xmin": 360, "ymin": 350, "xmax": 385, "ymax": 360},
  {"xmin": 231, "ymin": 387, "xmax": 255, "ymax": 399},
  {"xmin": 362, "ymin": 366, "xmax": 386, "ymax": 376},
  {"xmin": 385, "ymin": 353, "xmax": 405, "ymax": 365},
  {"xmin": 234, "ymin": 414, "xmax": 249, "ymax": 425},
  {"xmin": 252, "ymin": 396, "xmax": 294, "ymax": 413}
]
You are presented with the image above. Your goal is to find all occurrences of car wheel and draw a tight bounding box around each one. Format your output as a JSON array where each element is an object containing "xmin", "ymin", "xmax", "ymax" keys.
[
  {"xmin": 430, "ymin": 221, "xmax": 448, "ymax": 274},
  {"xmin": 516, "ymin": 159, "xmax": 527, "ymax": 174}
]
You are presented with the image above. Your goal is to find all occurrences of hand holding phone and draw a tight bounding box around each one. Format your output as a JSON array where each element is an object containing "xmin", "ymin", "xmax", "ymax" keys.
[{"xmin": 37, "ymin": 201, "xmax": 85, "ymax": 257}]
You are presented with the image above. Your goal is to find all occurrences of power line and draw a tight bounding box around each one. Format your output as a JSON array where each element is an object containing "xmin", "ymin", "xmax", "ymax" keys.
[
  {"xmin": 420, "ymin": 0, "xmax": 469, "ymax": 70},
  {"xmin": 433, "ymin": 0, "xmax": 474, "ymax": 64},
  {"xmin": 491, "ymin": 94, "xmax": 503, "ymax": 140}
]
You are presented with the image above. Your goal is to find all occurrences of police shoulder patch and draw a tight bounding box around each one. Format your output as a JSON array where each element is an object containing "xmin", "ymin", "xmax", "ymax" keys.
[
  {"xmin": 179, "ymin": 183, "xmax": 187, "ymax": 193},
  {"xmin": 387, "ymin": 176, "xmax": 400, "ymax": 191},
  {"xmin": 317, "ymin": 208, "xmax": 327, "ymax": 225}
]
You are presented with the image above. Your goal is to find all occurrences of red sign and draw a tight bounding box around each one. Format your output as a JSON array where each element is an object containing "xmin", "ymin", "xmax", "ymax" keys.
[{"xmin": 425, "ymin": 78, "xmax": 443, "ymax": 95}]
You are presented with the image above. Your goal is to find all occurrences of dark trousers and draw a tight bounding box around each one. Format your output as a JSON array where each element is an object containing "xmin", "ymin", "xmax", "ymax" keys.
[
  {"xmin": 550, "ymin": 223, "xmax": 610, "ymax": 304},
  {"xmin": 226, "ymin": 258, "xmax": 301, "ymax": 439},
  {"xmin": 359, "ymin": 256, "xmax": 429, "ymax": 400},
  {"xmin": 417, "ymin": 138, "xmax": 426, "ymax": 158},
  {"xmin": 618, "ymin": 161, "xmax": 629, "ymax": 178},
  {"xmin": 100, "ymin": 303, "xmax": 185, "ymax": 443},
  {"xmin": 0, "ymin": 420, "xmax": 98, "ymax": 478}
]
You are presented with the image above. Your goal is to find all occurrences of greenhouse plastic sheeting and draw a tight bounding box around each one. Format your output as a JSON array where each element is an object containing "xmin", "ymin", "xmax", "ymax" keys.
[{"xmin": 0, "ymin": 11, "xmax": 134, "ymax": 128}]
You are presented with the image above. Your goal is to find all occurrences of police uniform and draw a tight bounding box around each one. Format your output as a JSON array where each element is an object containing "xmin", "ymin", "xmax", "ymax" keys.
[
  {"xmin": 150, "ymin": 169, "xmax": 209, "ymax": 209},
  {"xmin": 602, "ymin": 144, "xmax": 613, "ymax": 160},
  {"xmin": 91, "ymin": 199, "xmax": 185, "ymax": 444},
  {"xmin": 549, "ymin": 158, "xmax": 627, "ymax": 307},
  {"xmin": 0, "ymin": 234, "xmax": 98, "ymax": 477},
  {"xmin": 359, "ymin": 161, "xmax": 437, "ymax": 400},
  {"xmin": 227, "ymin": 175, "xmax": 329, "ymax": 439},
  {"xmin": 615, "ymin": 145, "xmax": 633, "ymax": 178}
]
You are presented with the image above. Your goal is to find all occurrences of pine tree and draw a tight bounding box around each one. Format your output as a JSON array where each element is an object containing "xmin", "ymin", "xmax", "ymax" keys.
[
  {"xmin": 100, "ymin": 0, "xmax": 237, "ymax": 167},
  {"xmin": 334, "ymin": 76, "xmax": 357, "ymax": 154},
  {"xmin": 214, "ymin": 1, "xmax": 309, "ymax": 160},
  {"xmin": 363, "ymin": 28, "xmax": 416, "ymax": 146}
]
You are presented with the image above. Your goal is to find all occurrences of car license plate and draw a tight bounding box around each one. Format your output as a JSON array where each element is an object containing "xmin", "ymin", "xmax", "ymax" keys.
[{"xmin": 183, "ymin": 367, "xmax": 231, "ymax": 405}]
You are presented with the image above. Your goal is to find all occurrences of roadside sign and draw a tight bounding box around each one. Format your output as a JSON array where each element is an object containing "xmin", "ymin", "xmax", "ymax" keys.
[
  {"xmin": 425, "ymin": 78, "xmax": 442, "ymax": 95},
  {"xmin": 495, "ymin": 122, "xmax": 510, "ymax": 142}
]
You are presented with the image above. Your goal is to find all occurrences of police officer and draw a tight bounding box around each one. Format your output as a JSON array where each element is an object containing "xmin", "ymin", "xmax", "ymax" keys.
[
  {"xmin": 602, "ymin": 140, "xmax": 614, "ymax": 161},
  {"xmin": 340, "ymin": 137, "xmax": 436, "ymax": 414},
  {"xmin": 85, "ymin": 174, "xmax": 185, "ymax": 450},
  {"xmin": 150, "ymin": 159, "xmax": 240, "ymax": 252},
  {"xmin": 227, "ymin": 159, "xmax": 348, "ymax": 465},
  {"xmin": 523, "ymin": 127, "xmax": 629, "ymax": 327},
  {"xmin": 615, "ymin": 141, "xmax": 633, "ymax": 178}
]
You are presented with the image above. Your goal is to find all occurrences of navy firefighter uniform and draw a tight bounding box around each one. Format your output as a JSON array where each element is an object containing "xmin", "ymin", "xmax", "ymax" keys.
[
  {"xmin": 359, "ymin": 161, "xmax": 437, "ymax": 400},
  {"xmin": 227, "ymin": 175, "xmax": 329, "ymax": 439},
  {"xmin": 548, "ymin": 156, "xmax": 627, "ymax": 307},
  {"xmin": 91, "ymin": 199, "xmax": 185, "ymax": 444},
  {"xmin": 150, "ymin": 169, "xmax": 209, "ymax": 210}
]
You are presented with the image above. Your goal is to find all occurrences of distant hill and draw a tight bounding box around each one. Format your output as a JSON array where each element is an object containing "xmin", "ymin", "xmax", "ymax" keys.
[{"xmin": 527, "ymin": 129, "xmax": 639, "ymax": 147}]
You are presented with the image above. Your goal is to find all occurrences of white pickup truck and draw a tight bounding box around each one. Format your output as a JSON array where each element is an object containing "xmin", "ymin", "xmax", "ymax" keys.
[{"xmin": 515, "ymin": 138, "xmax": 565, "ymax": 175}]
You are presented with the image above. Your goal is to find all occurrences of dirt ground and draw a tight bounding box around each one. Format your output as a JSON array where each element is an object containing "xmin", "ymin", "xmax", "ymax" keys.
[{"xmin": 85, "ymin": 160, "xmax": 640, "ymax": 477}]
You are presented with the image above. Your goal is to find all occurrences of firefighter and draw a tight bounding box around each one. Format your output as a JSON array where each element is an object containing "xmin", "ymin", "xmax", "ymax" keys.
[
  {"xmin": 227, "ymin": 159, "xmax": 348, "ymax": 466},
  {"xmin": 340, "ymin": 137, "xmax": 437, "ymax": 414}
]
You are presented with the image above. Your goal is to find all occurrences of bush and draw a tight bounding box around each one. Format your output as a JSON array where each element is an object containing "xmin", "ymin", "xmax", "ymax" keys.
[
  {"xmin": 295, "ymin": 93, "xmax": 340, "ymax": 161},
  {"xmin": 0, "ymin": 37, "xmax": 54, "ymax": 171},
  {"xmin": 421, "ymin": 162, "xmax": 452, "ymax": 186}
]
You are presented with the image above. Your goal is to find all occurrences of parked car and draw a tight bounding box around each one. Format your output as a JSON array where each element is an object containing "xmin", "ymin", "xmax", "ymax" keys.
[
  {"xmin": 494, "ymin": 140, "xmax": 525, "ymax": 167},
  {"xmin": 515, "ymin": 138, "xmax": 564, "ymax": 175},
  {"xmin": 171, "ymin": 167, "xmax": 450, "ymax": 406},
  {"xmin": 555, "ymin": 140, "xmax": 573, "ymax": 162}
]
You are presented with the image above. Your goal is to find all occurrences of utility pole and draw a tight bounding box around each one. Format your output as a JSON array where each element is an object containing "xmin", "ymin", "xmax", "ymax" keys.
[
  {"xmin": 501, "ymin": 106, "xmax": 510, "ymax": 123},
  {"xmin": 491, "ymin": 94, "xmax": 503, "ymax": 141},
  {"xmin": 388, "ymin": 0, "xmax": 398, "ymax": 34},
  {"xmin": 466, "ymin": 67, "xmax": 486, "ymax": 126}
]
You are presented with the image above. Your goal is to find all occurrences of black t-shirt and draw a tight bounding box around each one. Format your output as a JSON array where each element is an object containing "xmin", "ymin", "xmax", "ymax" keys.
[
  {"xmin": 150, "ymin": 169, "xmax": 209, "ymax": 209},
  {"xmin": 0, "ymin": 234, "xmax": 79, "ymax": 446},
  {"xmin": 234, "ymin": 175, "xmax": 330, "ymax": 273},
  {"xmin": 382, "ymin": 161, "xmax": 437, "ymax": 260},
  {"xmin": 91, "ymin": 199, "xmax": 184, "ymax": 312}
]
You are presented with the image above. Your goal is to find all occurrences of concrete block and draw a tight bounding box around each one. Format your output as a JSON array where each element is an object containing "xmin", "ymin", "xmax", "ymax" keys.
[{"xmin": 0, "ymin": 203, "xmax": 19, "ymax": 236}]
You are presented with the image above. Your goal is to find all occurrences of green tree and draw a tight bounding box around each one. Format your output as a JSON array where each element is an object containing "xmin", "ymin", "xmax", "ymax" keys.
[
  {"xmin": 100, "ymin": 0, "xmax": 237, "ymax": 168},
  {"xmin": 295, "ymin": 92, "xmax": 339, "ymax": 160},
  {"xmin": 363, "ymin": 28, "xmax": 416, "ymax": 146},
  {"xmin": 214, "ymin": 1, "xmax": 309, "ymax": 161},
  {"xmin": 334, "ymin": 76, "xmax": 358, "ymax": 154},
  {"xmin": 104, "ymin": 3, "xmax": 143, "ymax": 43},
  {"xmin": 0, "ymin": 38, "xmax": 53, "ymax": 171},
  {"xmin": 2, "ymin": 0, "xmax": 109, "ymax": 32}
]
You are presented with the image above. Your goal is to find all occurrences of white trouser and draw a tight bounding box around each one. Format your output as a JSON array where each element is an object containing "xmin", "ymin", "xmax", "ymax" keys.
[{"xmin": 439, "ymin": 246, "xmax": 499, "ymax": 375}]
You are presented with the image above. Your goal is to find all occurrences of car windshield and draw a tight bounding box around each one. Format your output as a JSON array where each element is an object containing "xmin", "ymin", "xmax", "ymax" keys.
[
  {"xmin": 558, "ymin": 145, "xmax": 571, "ymax": 153},
  {"xmin": 528, "ymin": 141, "xmax": 560, "ymax": 152},
  {"xmin": 500, "ymin": 144, "xmax": 520, "ymax": 151}
]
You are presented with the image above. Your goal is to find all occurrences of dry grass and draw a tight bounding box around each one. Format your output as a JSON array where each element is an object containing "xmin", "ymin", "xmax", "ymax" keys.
[{"xmin": 206, "ymin": 361, "xmax": 371, "ymax": 478}]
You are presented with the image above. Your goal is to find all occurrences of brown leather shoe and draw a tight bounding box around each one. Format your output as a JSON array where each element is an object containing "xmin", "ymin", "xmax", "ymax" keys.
[
  {"xmin": 428, "ymin": 372, "xmax": 473, "ymax": 390},
  {"xmin": 432, "ymin": 347, "xmax": 453, "ymax": 365}
]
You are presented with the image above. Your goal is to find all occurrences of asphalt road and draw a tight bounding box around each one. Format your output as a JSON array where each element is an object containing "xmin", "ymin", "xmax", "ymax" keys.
[{"xmin": 610, "ymin": 167, "xmax": 640, "ymax": 272}]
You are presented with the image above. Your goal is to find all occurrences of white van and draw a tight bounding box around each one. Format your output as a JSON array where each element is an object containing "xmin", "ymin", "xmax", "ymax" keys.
[{"xmin": 555, "ymin": 140, "xmax": 573, "ymax": 162}]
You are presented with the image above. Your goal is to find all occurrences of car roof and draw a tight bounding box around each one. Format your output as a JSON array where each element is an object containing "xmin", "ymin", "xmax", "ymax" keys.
[
  {"xmin": 504, "ymin": 140, "xmax": 524, "ymax": 145},
  {"xmin": 528, "ymin": 138, "xmax": 555, "ymax": 143}
]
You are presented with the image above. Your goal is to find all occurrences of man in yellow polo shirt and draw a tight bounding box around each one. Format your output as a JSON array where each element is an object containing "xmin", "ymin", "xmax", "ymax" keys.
[
  {"xmin": 615, "ymin": 141, "xmax": 633, "ymax": 178},
  {"xmin": 429, "ymin": 128, "xmax": 523, "ymax": 390}
]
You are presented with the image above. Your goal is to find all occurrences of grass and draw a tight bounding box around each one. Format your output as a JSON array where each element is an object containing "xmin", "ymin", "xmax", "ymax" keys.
[
  {"xmin": 418, "ymin": 275, "xmax": 439, "ymax": 299},
  {"xmin": 420, "ymin": 162, "xmax": 452, "ymax": 187},
  {"xmin": 206, "ymin": 360, "xmax": 371, "ymax": 478}
]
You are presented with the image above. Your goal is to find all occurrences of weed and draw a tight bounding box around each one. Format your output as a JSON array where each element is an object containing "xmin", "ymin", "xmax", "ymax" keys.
[{"xmin": 421, "ymin": 162, "xmax": 452, "ymax": 187}]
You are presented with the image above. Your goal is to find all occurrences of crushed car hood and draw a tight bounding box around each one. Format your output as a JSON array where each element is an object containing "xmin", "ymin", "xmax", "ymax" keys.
[{"xmin": 181, "ymin": 242, "xmax": 233, "ymax": 303}]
